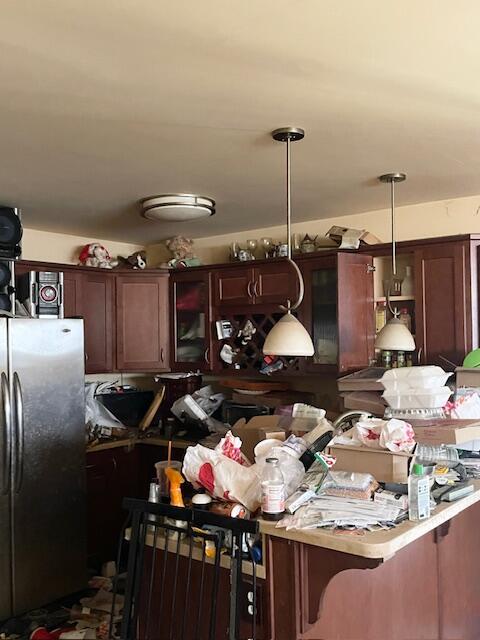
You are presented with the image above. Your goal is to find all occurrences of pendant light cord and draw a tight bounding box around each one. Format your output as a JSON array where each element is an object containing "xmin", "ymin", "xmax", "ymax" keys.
[{"xmin": 281, "ymin": 133, "xmax": 304, "ymax": 312}]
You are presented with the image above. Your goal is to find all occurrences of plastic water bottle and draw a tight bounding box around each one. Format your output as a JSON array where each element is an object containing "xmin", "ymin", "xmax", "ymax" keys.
[
  {"xmin": 408, "ymin": 463, "xmax": 431, "ymax": 521},
  {"xmin": 261, "ymin": 457, "xmax": 285, "ymax": 521}
]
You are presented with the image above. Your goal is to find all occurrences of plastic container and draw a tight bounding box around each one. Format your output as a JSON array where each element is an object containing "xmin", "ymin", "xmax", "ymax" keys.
[
  {"xmin": 261, "ymin": 457, "xmax": 285, "ymax": 521},
  {"xmin": 382, "ymin": 386, "xmax": 452, "ymax": 409},
  {"xmin": 155, "ymin": 461, "xmax": 183, "ymax": 497},
  {"xmin": 408, "ymin": 463, "xmax": 431, "ymax": 521},
  {"xmin": 379, "ymin": 366, "xmax": 453, "ymax": 392}
]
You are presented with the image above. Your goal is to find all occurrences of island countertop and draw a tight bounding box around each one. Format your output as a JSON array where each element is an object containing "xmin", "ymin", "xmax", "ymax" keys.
[{"xmin": 258, "ymin": 479, "xmax": 480, "ymax": 560}]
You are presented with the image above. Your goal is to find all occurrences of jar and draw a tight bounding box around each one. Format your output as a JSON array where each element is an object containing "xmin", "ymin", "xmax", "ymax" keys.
[{"xmin": 381, "ymin": 350, "xmax": 392, "ymax": 369}]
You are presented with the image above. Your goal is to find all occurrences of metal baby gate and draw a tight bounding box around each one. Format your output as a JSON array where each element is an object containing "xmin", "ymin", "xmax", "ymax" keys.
[{"xmin": 111, "ymin": 498, "xmax": 260, "ymax": 640}]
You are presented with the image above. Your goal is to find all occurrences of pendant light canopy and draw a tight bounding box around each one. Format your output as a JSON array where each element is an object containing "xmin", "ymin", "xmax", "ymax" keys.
[
  {"xmin": 374, "ymin": 173, "xmax": 416, "ymax": 352},
  {"xmin": 263, "ymin": 127, "xmax": 314, "ymax": 357}
]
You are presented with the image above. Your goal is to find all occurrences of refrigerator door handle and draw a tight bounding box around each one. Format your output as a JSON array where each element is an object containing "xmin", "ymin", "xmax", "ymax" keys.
[
  {"xmin": 13, "ymin": 372, "xmax": 24, "ymax": 494},
  {"xmin": 1, "ymin": 372, "xmax": 12, "ymax": 496}
]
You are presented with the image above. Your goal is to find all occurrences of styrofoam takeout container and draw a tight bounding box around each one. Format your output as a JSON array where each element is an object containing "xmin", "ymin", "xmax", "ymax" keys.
[
  {"xmin": 382, "ymin": 386, "xmax": 452, "ymax": 410},
  {"xmin": 379, "ymin": 366, "xmax": 453, "ymax": 392}
]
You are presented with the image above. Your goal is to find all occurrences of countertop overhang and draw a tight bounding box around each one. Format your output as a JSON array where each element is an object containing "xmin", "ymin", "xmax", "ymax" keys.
[{"xmin": 258, "ymin": 479, "xmax": 480, "ymax": 560}]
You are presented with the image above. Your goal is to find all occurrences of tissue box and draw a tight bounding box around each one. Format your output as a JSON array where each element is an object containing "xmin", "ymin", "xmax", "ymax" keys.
[{"xmin": 327, "ymin": 444, "xmax": 412, "ymax": 483}]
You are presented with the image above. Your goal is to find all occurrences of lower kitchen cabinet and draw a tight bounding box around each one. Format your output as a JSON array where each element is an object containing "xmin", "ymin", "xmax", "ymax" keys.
[
  {"xmin": 116, "ymin": 273, "xmax": 169, "ymax": 371},
  {"xmin": 86, "ymin": 447, "xmax": 140, "ymax": 567}
]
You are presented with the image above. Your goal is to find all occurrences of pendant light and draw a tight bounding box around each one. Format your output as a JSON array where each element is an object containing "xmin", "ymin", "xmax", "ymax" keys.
[
  {"xmin": 263, "ymin": 127, "xmax": 314, "ymax": 357},
  {"xmin": 374, "ymin": 173, "xmax": 416, "ymax": 352}
]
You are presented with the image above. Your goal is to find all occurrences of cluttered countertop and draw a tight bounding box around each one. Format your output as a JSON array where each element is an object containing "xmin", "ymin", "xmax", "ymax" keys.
[{"xmin": 86, "ymin": 367, "xmax": 480, "ymax": 564}]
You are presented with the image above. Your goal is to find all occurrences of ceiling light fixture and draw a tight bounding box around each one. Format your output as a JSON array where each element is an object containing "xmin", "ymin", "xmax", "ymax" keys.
[
  {"xmin": 141, "ymin": 194, "xmax": 215, "ymax": 222},
  {"xmin": 263, "ymin": 127, "xmax": 314, "ymax": 357},
  {"xmin": 374, "ymin": 173, "xmax": 416, "ymax": 352}
]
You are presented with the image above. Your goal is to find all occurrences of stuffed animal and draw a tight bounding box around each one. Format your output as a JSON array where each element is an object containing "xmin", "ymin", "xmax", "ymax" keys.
[
  {"xmin": 117, "ymin": 250, "xmax": 147, "ymax": 269},
  {"xmin": 165, "ymin": 235, "xmax": 201, "ymax": 268},
  {"xmin": 78, "ymin": 243, "xmax": 117, "ymax": 269}
]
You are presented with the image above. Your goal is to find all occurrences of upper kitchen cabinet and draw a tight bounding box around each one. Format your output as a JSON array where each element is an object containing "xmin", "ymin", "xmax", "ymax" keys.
[
  {"xmin": 115, "ymin": 272, "xmax": 169, "ymax": 372},
  {"xmin": 299, "ymin": 252, "xmax": 375, "ymax": 373},
  {"xmin": 82, "ymin": 272, "xmax": 115, "ymax": 373},
  {"xmin": 170, "ymin": 269, "xmax": 212, "ymax": 372},
  {"xmin": 414, "ymin": 239, "xmax": 478, "ymax": 368},
  {"xmin": 370, "ymin": 235, "xmax": 480, "ymax": 369},
  {"xmin": 213, "ymin": 260, "xmax": 299, "ymax": 309}
]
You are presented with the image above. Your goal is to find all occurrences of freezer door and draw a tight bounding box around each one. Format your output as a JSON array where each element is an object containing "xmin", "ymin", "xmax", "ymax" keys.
[
  {"xmin": 9, "ymin": 319, "xmax": 86, "ymax": 615},
  {"xmin": 0, "ymin": 319, "xmax": 12, "ymax": 620}
]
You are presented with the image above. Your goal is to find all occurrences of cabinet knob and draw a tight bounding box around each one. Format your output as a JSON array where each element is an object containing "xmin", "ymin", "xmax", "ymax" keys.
[
  {"xmin": 160, "ymin": 347, "xmax": 164, "ymax": 363},
  {"xmin": 204, "ymin": 347, "xmax": 210, "ymax": 365},
  {"xmin": 253, "ymin": 280, "xmax": 260, "ymax": 297},
  {"xmin": 247, "ymin": 281, "xmax": 254, "ymax": 298}
]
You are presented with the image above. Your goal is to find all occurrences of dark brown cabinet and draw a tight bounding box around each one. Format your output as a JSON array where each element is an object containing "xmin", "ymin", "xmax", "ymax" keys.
[
  {"xmin": 299, "ymin": 252, "xmax": 375, "ymax": 373},
  {"xmin": 170, "ymin": 269, "xmax": 212, "ymax": 371},
  {"xmin": 414, "ymin": 240, "xmax": 474, "ymax": 367},
  {"xmin": 213, "ymin": 260, "xmax": 298, "ymax": 309},
  {"xmin": 62, "ymin": 269, "xmax": 83, "ymax": 317},
  {"xmin": 115, "ymin": 273, "xmax": 169, "ymax": 371},
  {"xmin": 82, "ymin": 272, "xmax": 115, "ymax": 373},
  {"xmin": 86, "ymin": 446, "xmax": 139, "ymax": 566}
]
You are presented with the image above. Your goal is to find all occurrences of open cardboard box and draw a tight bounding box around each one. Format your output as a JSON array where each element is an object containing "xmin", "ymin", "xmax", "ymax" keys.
[
  {"xmin": 327, "ymin": 444, "xmax": 413, "ymax": 483},
  {"xmin": 232, "ymin": 415, "xmax": 322, "ymax": 461}
]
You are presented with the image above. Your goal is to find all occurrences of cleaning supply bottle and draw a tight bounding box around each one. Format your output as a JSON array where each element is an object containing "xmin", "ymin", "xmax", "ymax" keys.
[
  {"xmin": 261, "ymin": 457, "xmax": 285, "ymax": 521},
  {"xmin": 408, "ymin": 463, "xmax": 431, "ymax": 521}
]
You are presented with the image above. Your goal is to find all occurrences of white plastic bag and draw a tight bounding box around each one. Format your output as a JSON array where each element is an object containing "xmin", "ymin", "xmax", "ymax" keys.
[{"xmin": 85, "ymin": 383, "xmax": 126, "ymax": 429}]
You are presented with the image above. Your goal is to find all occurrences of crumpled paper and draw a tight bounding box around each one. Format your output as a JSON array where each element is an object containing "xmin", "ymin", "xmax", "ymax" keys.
[{"xmin": 332, "ymin": 418, "xmax": 416, "ymax": 453}]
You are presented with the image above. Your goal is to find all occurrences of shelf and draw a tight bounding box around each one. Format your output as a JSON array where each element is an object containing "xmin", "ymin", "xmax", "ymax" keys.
[{"xmin": 375, "ymin": 296, "xmax": 415, "ymax": 303}]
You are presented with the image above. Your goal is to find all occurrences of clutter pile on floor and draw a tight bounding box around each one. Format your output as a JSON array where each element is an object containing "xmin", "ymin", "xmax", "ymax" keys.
[{"xmin": 0, "ymin": 571, "xmax": 124, "ymax": 640}]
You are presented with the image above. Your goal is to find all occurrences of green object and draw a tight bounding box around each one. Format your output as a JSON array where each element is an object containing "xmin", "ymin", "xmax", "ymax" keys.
[
  {"xmin": 463, "ymin": 349, "xmax": 480, "ymax": 368},
  {"xmin": 412, "ymin": 463, "xmax": 424, "ymax": 476}
]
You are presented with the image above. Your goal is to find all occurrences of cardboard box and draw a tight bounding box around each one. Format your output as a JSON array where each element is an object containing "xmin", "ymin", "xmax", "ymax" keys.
[
  {"xmin": 411, "ymin": 419, "xmax": 480, "ymax": 446},
  {"xmin": 232, "ymin": 414, "xmax": 323, "ymax": 461},
  {"xmin": 232, "ymin": 416, "xmax": 287, "ymax": 461},
  {"xmin": 455, "ymin": 367, "xmax": 480, "ymax": 388},
  {"xmin": 328, "ymin": 444, "xmax": 412, "ymax": 483}
]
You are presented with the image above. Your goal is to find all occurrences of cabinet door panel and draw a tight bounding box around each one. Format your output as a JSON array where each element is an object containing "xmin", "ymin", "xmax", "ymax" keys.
[
  {"xmin": 116, "ymin": 275, "xmax": 169, "ymax": 371},
  {"xmin": 253, "ymin": 262, "xmax": 298, "ymax": 306},
  {"xmin": 415, "ymin": 243, "xmax": 470, "ymax": 366},
  {"xmin": 82, "ymin": 273, "xmax": 114, "ymax": 373},
  {"xmin": 213, "ymin": 267, "xmax": 253, "ymax": 307},
  {"xmin": 170, "ymin": 271, "xmax": 211, "ymax": 371},
  {"xmin": 62, "ymin": 270, "xmax": 82, "ymax": 317},
  {"xmin": 337, "ymin": 253, "xmax": 375, "ymax": 372}
]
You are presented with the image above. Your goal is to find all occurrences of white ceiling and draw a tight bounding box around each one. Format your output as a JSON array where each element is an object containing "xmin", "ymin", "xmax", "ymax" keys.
[{"xmin": 1, "ymin": 1, "xmax": 480, "ymax": 243}]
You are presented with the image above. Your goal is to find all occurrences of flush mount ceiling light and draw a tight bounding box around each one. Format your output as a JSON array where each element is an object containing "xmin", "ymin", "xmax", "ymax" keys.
[
  {"xmin": 375, "ymin": 173, "xmax": 416, "ymax": 352},
  {"xmin": 140, "ymin": 194, "xmax": 215, "ymax": 222},
  {"xmin": 263, "ymin": 127, "xmax": 315, "ymax": 357}
]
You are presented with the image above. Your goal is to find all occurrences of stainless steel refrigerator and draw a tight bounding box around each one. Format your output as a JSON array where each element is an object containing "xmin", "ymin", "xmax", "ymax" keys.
[{"xmin": 0, "ymin": 318, "xmax": 86, "ymax": 620}]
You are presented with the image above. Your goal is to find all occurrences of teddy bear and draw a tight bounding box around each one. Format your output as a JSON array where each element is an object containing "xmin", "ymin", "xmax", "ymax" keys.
[
  {"xmin": 78, "ymin": 243, "xmax": 118, "ymax": 269},
  {"xmin": 165, "ymin": 235, "xmax": 201, "ymax": 268}
]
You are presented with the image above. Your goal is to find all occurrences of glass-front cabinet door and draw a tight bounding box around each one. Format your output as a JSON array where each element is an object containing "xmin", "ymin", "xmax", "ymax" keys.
[
  {"xmin": 299, "ymin": 253, "xmax": 375, "ymax": 373},
  {"xmin": 170, "ymin": 270, "xmax": 212, "ymax": 371}
]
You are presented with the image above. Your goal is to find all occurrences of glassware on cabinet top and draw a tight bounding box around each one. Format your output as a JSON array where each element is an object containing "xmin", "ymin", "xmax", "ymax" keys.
[
  {"xmin": 402, "ymin": 265, "xmax": 414, "ymax": 296},
  {"xmin": 246, "ymin": 239, "xmax": 258, "ymax": 259},
  {"xmin": 260, "ymin": 237, "xmax": 274, "ymax": 258},
  {"xmin": 230, "ymin": 242, "xmax": 240, "ymax": 261}
]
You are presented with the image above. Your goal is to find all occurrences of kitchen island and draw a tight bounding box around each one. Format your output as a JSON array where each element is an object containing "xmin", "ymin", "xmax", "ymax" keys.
[{"xmin": 260, "ymin": 482, "xmax": 480, "ymax": 640}]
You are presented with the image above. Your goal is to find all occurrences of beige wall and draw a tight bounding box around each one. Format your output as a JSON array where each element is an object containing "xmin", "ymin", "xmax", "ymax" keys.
[
  {"xmin": 147, "ymin": 193, "xmax": 480, "ymax": 265},
  {"xmin": 22, "ymin": 228, "xmax": 142, "ymax": 264}
]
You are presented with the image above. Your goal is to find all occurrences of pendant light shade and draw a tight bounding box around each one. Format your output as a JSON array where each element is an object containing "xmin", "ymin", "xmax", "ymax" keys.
[
  {"xmin": 374, "ymin": 173, "xmax": 416, "ymax": 352},
  {"xmin": 262, "ymin": 127, "xmax": 314, "ymax": 358},
  {"xmin": 375, "ymin": 318, "xmax": 416, "ymax": 351},
  {"xmin": 263, "ymin": 312, "xmax": 315, "ymax": 356}
]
